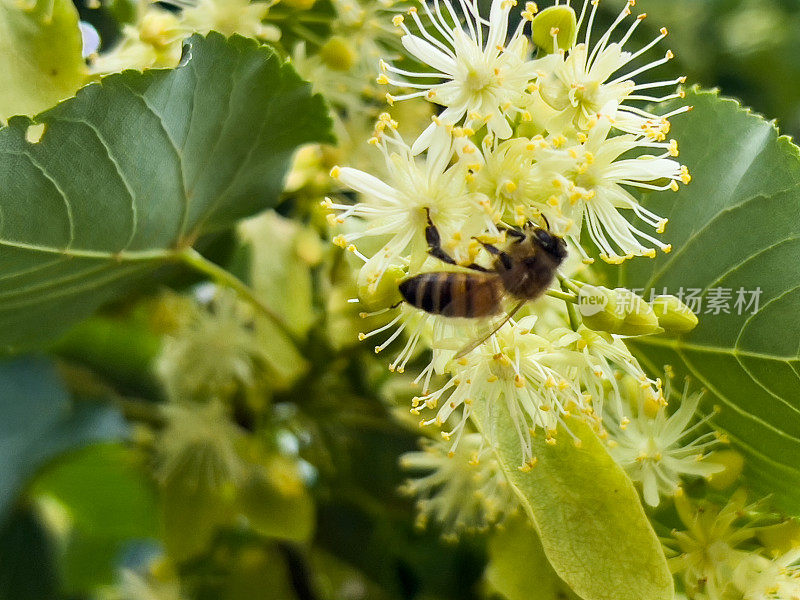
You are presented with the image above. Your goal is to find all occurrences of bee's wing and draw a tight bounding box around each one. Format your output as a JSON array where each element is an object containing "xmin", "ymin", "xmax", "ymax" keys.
[{"xmin": 454, "ymin": 299, "xmax": 527, "ymax": 360}]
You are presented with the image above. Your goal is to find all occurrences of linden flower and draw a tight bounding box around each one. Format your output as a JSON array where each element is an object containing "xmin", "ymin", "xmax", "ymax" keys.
[
  {"xmin": 464, "ymin": 117, "xmax": 688, "ymax": 262},
  {"xmin": 325, "ymin": 115, "xmax": 491, "ymax": 285},
  {"xmin": 411, "ymin": 316, "xmax": 588, "ymax": 466},
  {"xmin": 604, "ymin": 378, "xmax": 723, "ymax": 507},
  {"xmin": 156, "ymin": 289, "xmax": 270, "ymax": 403},
  {"xmin": 292, "ymin": 41, "xmax": 371, "ymax": 115},
  {"xmin": 91, "ymin": 4, "xmax": 187, "ymax": 73},
  {"xmin": 330, "ymin": 0, "xmax": 399, "ymax": 79},
  {"xmin": 155, "ymin": 399, "xmax": 247, "ymax": 490},
  {"xmin": 536, "ymin": 0, "xmax": 690, "ymax": 139},
  {"xmin": 400, "ymin": 433, "xmax": 518, "ymax": 537},
  {"xmin": 668, "ymin": 490, "xmax": 763, "ymax": 600},
  {"xmin": 92, "ymin": 0, "xmax": 279, "ymax": 74},
  {"xmin": 167, "ymin": 0, "xmax": 279, "ymax": 40},
  {"xmin": 357, "ymin": 300, "xmax": 485, "ymax": 377},
  {"xmin": 734, "ymin": 550, "xmax": 800, "ymax": 600},
  {"xmin": 554, "ymin": 116, "xmax": 689, "ymax": 262},
  {"xmin": 380, "ymin": 0, "xmax": 539, "ymax": 153},
  {"xmin": 543, "ymin": 326, "xmax": 662, "ymax": 422},
  {"xmin": 470, "ymin": 137, "xmax": 556, "ymax": 226}
]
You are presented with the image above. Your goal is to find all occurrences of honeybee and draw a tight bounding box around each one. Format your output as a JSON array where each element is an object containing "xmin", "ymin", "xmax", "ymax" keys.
[{"xmin": 399, "ymin": 208, "xmax": 568, "ymax": 355}]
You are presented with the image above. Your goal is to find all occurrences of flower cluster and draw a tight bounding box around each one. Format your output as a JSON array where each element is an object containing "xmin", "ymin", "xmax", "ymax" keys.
[
  {"xmin": 156, "ymin": 288, "xmax": 271, "ymax": 404},
  {"xmin": 668, "ymin": 490, "xmax": 800, "ymax": 600},
  {"xmin": 87, "ymin": 0, "xmax": 278, "ymax": 73},
  {"xmin": 364, "ymin": 0, "xmax": 691, "ymax": 262},
  {"xmin": 604, "ymin": 372, "xmax": 724, "ymax": 507},
  {"xmin": 400, "ymin": 432, "xmax": 518, "ymax": 537},
  {"xmin": 323, "ymin": 0, "xmax": 702, "ymax": 526}
]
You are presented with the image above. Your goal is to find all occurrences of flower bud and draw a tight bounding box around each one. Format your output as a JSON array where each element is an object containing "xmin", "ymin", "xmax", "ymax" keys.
[
  {"xmin": 139, "ymin": 10, "xmax": 182, "ymax": 48},
  {"xmin": 357, "ymin": 265, "xmax": 404, "ymax": 311},
  {"xmin": 531, "ymin": 5, "xmax": 577, "ymax": 54},
  {"xmin": 578, "ymin": 286, "xmax": 662, "ymax": 336},
  {"xmin": 651, "ymin": 294, "xmax": 699, "ymax": 334},
  {"xmin": 578, "ymin": 285, "xmax": 624, "ymax": 333},
  {"xmin": 618, "ymin": 374, "xmax": 662, "ymax": 417},
  {"xmin": 320, "ymin": 36, "xmax": 357, "ymax": 72},
  {"xmin": 705, "ymin": 449, "xmax": 744, "ymax": 491},
  {"xmin": 615, "ymin": 289, "xmax": 663, "ymax": 336}
]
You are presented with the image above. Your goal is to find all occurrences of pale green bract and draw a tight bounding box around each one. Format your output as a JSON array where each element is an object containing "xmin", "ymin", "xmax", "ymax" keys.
[
  {"xmin": 0, "ymin": 0, "xmax": 87, "ymax": 121},
  {"xmin": 0, "ymin": 32, "xmax": 334, "ymax": 352},
  {"xmin": 608, "ymin": 88, "xmax": 800, "ymax": 514},
  {"xmin": 485, "ymin": 514, "xmax": 580, "ymax": 600},
  {"xmin": 471, "ymin": 401, "xmax": 674, "ymax": 600}
]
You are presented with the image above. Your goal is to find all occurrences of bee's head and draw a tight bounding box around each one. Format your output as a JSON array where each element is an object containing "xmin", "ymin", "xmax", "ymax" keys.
[{"xmin": 530, "ymin": 228, "xmax": 568, "ymax": 263}]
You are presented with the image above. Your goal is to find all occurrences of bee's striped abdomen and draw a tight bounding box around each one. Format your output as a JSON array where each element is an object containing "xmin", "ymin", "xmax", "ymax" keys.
[{"xmin": 399, "ymin": 272, "xmax": 503, "ymax": 318}]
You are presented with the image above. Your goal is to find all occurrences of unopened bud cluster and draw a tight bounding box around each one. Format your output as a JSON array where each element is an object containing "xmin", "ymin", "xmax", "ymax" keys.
[{"xmin": 578, "ymin": 285, "xmax": 698, "ymax": 336}]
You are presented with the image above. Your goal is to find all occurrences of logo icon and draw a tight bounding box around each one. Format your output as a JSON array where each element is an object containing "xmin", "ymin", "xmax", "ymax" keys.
[{"xmin": 578, "ymin": 286, "xmax": 609, "ymax": 316}]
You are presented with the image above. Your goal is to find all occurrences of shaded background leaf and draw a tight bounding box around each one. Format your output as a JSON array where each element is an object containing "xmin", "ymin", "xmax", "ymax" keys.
[
  {"xmin": 0, "ymin": 32, "xmax": 333, "ymax": 352},
  {"xmin": 28, "ymin": 443, "xmax": 159, "ymax": 594},
  {"xmin": 485, "ymin": 514, "xmax": 580, "ymax": 600},
  {"xmin": 604, "ymin": 88, "xmax": 800, "ymax": 514},
  {"xmin": 0, "ymin": 357, "xmax": 127, "ymax": 521}
]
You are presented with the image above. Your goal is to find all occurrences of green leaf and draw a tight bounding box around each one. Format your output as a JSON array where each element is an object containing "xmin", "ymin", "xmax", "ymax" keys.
[
  {"xmin": 606, "ymin": 89, "xmax": 800, "ymax": 513},
  {"xmin": 485, "ymin": 514, "xmax": 580, "ymax": 600},
  {"xmin": 0, "ymin": 357, "xmax": 127, "ymax": 521},
  {"xmin": 471, "ymin": 404, "xmax": 673, "ymax": 600},
  {"xmin": 0, "ymin": 0, "xmax": 87, "ymax": 121},
  {"xmin": 52, "ymin": 315, "xmax": 163, "ymax": 396},
  {"xmin": 29, "ymin": 443, "xmax": 159, "ymax": 594},
  {"xmin": 0, "ymin": 32, "xmax": 334, "ymax": 352}
]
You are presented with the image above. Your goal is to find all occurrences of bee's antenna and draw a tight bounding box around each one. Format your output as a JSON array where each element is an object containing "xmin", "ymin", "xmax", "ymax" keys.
[{"xmin": 540, "ymin": 213, "xmax": 551, "ymax": 231}]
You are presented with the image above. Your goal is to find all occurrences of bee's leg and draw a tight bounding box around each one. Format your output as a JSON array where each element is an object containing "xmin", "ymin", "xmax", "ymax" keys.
[
  {"xmin": 498, "ymin": 225, "xmax": 526, "ymax": 242},
  {"xmin": 425, "ymin": 208, "xmax": 488, "ymax": 272},
  {"xmin": 475, "ymin": 239, "xmax": 501, "ymax": 255},
  {"xmin": 475, "ymin": 239, "xmax": 513, "ymax": 270}
]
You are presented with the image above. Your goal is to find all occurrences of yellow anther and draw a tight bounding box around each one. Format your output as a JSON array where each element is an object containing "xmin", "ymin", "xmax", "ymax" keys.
[{"xmin": 668, "ymin": 139, "xmax": 679, "ymax": 156}]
